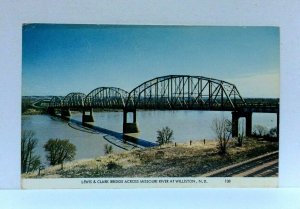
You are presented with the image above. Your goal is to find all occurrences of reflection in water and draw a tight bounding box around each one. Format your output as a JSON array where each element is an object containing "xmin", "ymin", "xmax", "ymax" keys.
[{"xmin": 70, "ymin": 119, "xmax": 157, "ymax": 148}]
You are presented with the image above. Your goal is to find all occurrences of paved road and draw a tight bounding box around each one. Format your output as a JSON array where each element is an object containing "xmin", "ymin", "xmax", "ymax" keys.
[{"xmin": 203, "ymin": 151, "xmax": 278, "ymax": 177}]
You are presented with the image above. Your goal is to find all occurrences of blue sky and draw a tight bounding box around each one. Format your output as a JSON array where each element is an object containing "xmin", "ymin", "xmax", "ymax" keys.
[{"xmin": 22, "ymin": 24, "xmax": 279, "ymax": 97}]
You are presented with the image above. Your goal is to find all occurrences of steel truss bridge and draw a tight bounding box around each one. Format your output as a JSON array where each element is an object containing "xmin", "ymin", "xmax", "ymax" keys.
[{"xmin": 48, "ymin": 75, "xmax": 279, "ymax": 137}]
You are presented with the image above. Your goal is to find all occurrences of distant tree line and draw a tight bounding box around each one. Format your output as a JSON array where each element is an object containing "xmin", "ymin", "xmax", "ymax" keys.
[
  {"xmin": 22, "ymin": 99, "xmax": 32, "ymax": 113},
  {"xmin": 253, "ymin": 125, "xmax": 277, "ymax": 138},
  {"xmin": 22, "ymin": 98, "xmax": 48, "ymax": 114}
]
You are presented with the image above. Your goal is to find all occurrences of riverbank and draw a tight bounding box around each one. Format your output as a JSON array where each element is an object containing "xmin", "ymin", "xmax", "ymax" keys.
[
  {"xmin": 23, "ymin": 137, "xmax": 278, "ymax": 178},
  {"xmin": 22, "ymin": 108, "xmax": 47, "ymax": 115}
]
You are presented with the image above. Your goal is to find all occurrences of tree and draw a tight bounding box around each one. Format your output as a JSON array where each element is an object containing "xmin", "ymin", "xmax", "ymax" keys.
[
  {"xmin": 211, "ymin": 117, "xmax": 232, "ymax": 155},
  {"xmin": 254, "ymin": 125, "xmax": 268, "ymax": 136},
  {"xmin": 22, "ymin": 98, "xmax": 32, "ymax": 113},
  {"xmin": 269, "ymin": 127, "xmax": 277, "ymax": 137},
  {"xmin": 44, "ymin": 138, "xmax": 76, "ymax": 169},
  {"xmin": 21, "ymin": 130, "xmax": 41, "ymax": 173},
  {"xmin": 104, "ymin": 144, "xmax": 113, "ymax": 155},
  {"xmin": 156, "ymin": 126, "xmax": 174, "ymax": 145}
]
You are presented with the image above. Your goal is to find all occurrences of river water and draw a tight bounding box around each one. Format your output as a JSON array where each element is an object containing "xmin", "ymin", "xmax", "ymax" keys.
[{"xmin": 21, "ymin": 110, "xmax": 277, "ymax": 165}]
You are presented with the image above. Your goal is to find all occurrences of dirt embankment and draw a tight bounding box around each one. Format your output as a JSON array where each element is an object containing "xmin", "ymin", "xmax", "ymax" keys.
[{"xmin": 23, "ymin": 138, "xmax": 278, "ymax": 178}]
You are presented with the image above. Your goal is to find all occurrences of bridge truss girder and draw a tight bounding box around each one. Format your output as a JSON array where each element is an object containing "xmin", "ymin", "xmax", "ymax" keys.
[
  {"xmin": 49, "ymin": 96, "xmax": 63, "ymax": 108},
  {"xmin": 62, "ymin": 92, "xmax": 86, "ymax": 108},
  {"xmin": 84, "ymin": 87, "xmax": 129, "ymax": 109},
  {"xmin": 125, "ymin": 75, "xmax": 246, "ymax": 110}
]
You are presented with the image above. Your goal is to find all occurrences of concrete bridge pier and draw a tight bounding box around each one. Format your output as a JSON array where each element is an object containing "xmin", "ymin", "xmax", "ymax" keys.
[
  {"xmin": 48, "ymin": 107, "xmax": 56, "ymax": 116},
  {"xmin": 82, "ymin": 108, "xmax": 94, "ymax": 123},
  {"xmin": 123, "ymin": 109, "xmax": 139, "ymax": 133},
  {"xmin": 232, "ymin": 111, "xmax": 252, "ymax": 137},
  {"xmin": 61, "ymin": 108, "xmax": 71, "ymax": 119}
]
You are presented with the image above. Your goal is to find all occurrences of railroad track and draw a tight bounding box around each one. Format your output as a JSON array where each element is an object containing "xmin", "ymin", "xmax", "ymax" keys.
[{"xmin": 203, "ymin": 151, "xmax": 278, "ymax": 177}]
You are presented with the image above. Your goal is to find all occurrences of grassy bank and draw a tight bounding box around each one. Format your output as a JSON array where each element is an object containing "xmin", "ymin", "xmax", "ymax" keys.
[
  {"xmin": 22, "ymin": 108, "xmax": 47, "ymax": 115},
  {"xmin": 23, "ymin": 137, "xmax": 278, "ymax": 178}
]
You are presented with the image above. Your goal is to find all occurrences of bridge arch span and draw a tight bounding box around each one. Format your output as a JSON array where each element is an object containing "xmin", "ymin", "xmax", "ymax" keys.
[
  {"xmin": 84, "ymin": 87, "xmax": 129, "ymax": 109},
  {"xmin": 49, "ymin": 96, "xmax": 63, "ymax": 108},
  {"xmin": 125, "ymin": 75, "xmax": 245, "ymax": 110},
  {"xmin": 62, "ymin": 92, "xmax": 86, "ymax": 108},
  {"xmin": 48, "ymin": 96, "xmax": 63, "ymax": 115}
]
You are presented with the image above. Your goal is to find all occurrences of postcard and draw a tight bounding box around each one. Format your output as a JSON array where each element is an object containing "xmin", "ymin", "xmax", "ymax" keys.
[{"xmin": 21, "ymin": 24, "xmax": 279, "ymax": 188}]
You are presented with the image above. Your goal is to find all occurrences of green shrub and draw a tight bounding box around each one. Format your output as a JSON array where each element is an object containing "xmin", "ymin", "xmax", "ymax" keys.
[
  {"xmin": 106, "ymin": 161, "xmax": 121, "ymax": 170},
  {"xmin": 104, "ymin": 144, "xmax": 113, "ymax": 155},
  {"xmin": 44, "ymin": 138, "xmax": 76, "ymax": 169},
  {"xmin": 156, "ymin": 126, "xmax": 174, "ymax": 145}
]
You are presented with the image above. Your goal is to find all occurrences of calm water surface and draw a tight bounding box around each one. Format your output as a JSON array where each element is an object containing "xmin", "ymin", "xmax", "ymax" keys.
[{"xmin": 22, "ymin": 110, "xmax": 277, "ymax": 165}]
